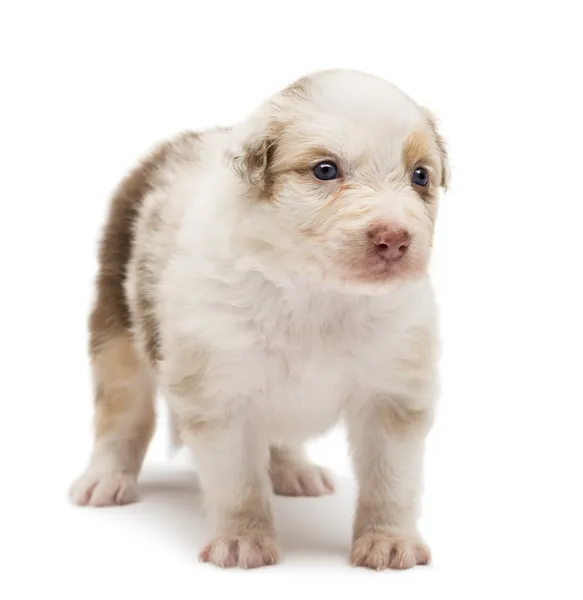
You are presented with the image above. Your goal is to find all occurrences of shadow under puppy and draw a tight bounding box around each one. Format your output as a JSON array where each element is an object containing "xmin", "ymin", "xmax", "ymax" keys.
[{"xmin": 71, "ymin": 69, "xmax": 449, "ymax": 570}]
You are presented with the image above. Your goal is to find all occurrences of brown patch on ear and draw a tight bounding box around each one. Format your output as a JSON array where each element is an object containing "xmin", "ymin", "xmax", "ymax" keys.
[
  {"xmin": 239, "ymin": 76, "xmax": 312, "ymax": 193},
  {"xmin": 423, "ymin": 111, "xmax": 450, "ymax": 190},
  {"xmin": 233, "ymin": 130, "xmax": 279, "ymax": 194}
]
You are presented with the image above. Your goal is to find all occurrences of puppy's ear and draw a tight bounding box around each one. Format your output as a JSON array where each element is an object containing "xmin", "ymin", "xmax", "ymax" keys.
[
  {"xmin": 422, "ymin": 108, "xmax": 451, "ymax": 191},
  {"xmin": 230, "ymin": 102, "xmax": 279, "ymax": 190}
]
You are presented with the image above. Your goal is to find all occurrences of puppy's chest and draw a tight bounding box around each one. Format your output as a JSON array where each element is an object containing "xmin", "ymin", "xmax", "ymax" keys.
[{"xmin": 240, "ymin": 295, "xmax": 378, "ymax": 436}]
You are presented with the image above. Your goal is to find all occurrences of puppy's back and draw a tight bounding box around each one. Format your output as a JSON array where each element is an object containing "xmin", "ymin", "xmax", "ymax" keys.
[{"xmin": 88, "ymin": 130, "xmax": 201, "ymax": 358}]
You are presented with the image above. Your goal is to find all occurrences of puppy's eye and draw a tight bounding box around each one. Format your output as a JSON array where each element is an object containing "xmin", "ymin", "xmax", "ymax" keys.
[
  {"xmin": 313, "ymin": 161, "xmax": 339, "ymax": 181},
  {"xmin": 412, "ymin": 167, "xmax": 429, "ymax": 187}
]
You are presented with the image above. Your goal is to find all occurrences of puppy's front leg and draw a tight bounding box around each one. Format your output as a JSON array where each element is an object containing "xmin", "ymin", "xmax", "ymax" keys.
[
  {"xmin": 182, "ymin": 411, "xmax": 277, "ymax": 568},
  {"xmin": 347, "ymin": 393, "xmax": 434, "ymax": 570}
]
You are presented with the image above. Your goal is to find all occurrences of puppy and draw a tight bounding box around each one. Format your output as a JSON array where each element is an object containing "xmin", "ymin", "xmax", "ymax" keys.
[{"xmin": 70, "ymin": 69, "xmax": 449, "ymax": 570}]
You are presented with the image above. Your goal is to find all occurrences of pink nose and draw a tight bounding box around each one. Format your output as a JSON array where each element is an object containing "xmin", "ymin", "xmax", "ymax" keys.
[{"xmin": 369, "ymin": 226, "xmax": 411, "ymax": 262}]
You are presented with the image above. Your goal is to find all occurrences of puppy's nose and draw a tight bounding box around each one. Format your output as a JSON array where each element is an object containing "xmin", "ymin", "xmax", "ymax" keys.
[{"xmin": 369, "ymin": 226, "xmax": 410, "ymax": 262}]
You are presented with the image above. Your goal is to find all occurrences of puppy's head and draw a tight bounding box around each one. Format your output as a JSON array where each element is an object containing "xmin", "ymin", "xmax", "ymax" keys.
[{"xmin": 230, "ymin": 70, "xmax": 449, "ymax": 292}]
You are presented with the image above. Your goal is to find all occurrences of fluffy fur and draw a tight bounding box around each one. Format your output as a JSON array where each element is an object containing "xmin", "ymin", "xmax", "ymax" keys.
[{"xmin": 70, "ymin": 69, "xmax": 449, "ymax": 570}]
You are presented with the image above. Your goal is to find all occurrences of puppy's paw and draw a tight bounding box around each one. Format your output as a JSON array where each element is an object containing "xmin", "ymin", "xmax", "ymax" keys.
[
  {"xmin": 69, "ymin": 471, "xmax": 139, "ymax": 507},
  {"xmin": 351, "ymin": 532, "xmax": 430, "ymax": 570},
  {"xmin": 199, "ymin": 534, "xmax": 279, "ymax": 569},
  {"xmin": 270, "ymin": 462, "xmax": 334, "ymax": 497}
]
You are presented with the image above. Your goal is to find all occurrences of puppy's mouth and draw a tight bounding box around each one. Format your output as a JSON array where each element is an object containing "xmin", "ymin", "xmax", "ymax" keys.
[{"xmin": 346, "ymin": 254, "xmax": 424, "ymax": 283}]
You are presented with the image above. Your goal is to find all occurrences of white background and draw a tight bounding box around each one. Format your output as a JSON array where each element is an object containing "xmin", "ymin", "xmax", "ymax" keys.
[{"xmin": 1, "ymin": 1, "xmax": 582, "ymax": 598}]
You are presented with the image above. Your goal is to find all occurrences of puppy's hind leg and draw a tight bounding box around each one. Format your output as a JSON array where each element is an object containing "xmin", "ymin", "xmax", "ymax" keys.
[
  {"xmin": 269, "ymin": 443, "xmax": 334, "ymax": 497},
  {"xmin": 70, "ymin": 334, "xmax": 155, "ymax": 507}
]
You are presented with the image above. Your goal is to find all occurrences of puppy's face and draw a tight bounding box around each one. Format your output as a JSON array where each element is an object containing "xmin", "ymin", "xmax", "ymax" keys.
[{"xmin": 232, "ymin": 70, "xmax": 449, "ymax": 292}]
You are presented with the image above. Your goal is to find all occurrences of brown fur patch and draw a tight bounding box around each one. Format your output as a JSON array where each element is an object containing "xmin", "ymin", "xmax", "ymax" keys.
[
  {"xmin": 93, "ymin": 334, "xmax": 141, "ymax": 382},
  {"xmin": 95, "ymin": 390, "xmax": 155, "ymax": 442},
  {"xmin": 402, "ymin": 130, "xmax": 431, "ymax": 171},
  {"xmin": 401, "ymin": 130, "xmax": 440, "ymax": 202},
  {"xmin": 134, "ymin": 201, "xmax": 163, "ymax": 364},
  {"xmin": 92, "ymin": 335, "xmax": 155, "ymax": 441},
  {"xmin": 136, "ymin": 277, "xmax": 160, "ymax": 363},
  {"xmin": 270, "ymin": 145, "xmax": 338, "ymax": 177},
  {"xmin": 234, "ymin": 77, "xmax": 314, "ymax": 196},
  {"xmin": 89, "ymin": 131, "xmax": 199, "ymax": 355}
]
